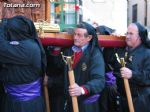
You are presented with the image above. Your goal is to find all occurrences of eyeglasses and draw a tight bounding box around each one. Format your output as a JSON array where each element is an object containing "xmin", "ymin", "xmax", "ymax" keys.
[{"xmin": 125, "ymin": 32, "xmax": 139, "ymax": 36}]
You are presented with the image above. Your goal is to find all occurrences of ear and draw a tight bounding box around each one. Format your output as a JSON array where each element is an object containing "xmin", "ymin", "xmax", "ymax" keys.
[{"xmin": 87, "ymin": 35, "xmax": 92, "ymax": 42}]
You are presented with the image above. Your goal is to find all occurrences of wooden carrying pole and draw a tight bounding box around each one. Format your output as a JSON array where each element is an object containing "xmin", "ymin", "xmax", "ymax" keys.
[
  {"xmin": 120, "ymin": 58, "xmax": 134, "ymax": 112},
  {"xmin": 66, "ymin": 57, "xmax": 79, "ymax": 112},
  {"xmin": 44, "ymin": 75, "xmax": 51, "ymax": 112}
]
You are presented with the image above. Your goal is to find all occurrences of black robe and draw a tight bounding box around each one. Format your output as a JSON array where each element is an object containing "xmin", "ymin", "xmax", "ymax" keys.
[
  {"xmin": 99, "ymin": 47, "xmax": 126, "ymax": 112},
  {"xmin": 0, "ymin": 31, "xmax": 45, "ymax": 112},
  {"xmin": 45, "ymin": 46, "xmax": 64, "ymax": 112},
  {"xmin": 115, "ymin": 44, "xmax": 150, "ymax": 112}
]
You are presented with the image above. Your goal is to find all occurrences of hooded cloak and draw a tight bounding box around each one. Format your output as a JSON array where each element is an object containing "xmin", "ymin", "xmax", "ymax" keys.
[
  {"xmin": 134, "ymin": 22, "xmax": 150, "ymax": 48},
  {"xmin": 96, "ymin": 25, "xmax": 115, "ymax": 35},
  {"xmin": 2, "ymin": 15, "xmax": 46, "ymax": 74}
]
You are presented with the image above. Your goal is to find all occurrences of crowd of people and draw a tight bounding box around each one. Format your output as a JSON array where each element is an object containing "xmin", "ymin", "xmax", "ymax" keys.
[{"xmin": 0, "ymin": 15, "xmax": 150, "ymax": 112}]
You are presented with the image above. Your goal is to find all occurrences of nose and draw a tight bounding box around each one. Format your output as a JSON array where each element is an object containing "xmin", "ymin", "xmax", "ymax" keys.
[
  {"xmin": 74, "ymin": 34, "xmax": 79, "ymax": 39},
  {"xmin": 125, "ymin": 34, "xmax": 130, "ymax": 39},
  {"xmin": 125, "ymin": 32, "xmax": 133, "ymax": 38}
]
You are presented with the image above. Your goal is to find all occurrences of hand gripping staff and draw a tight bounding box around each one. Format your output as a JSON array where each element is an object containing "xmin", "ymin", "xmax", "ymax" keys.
[
  {"xmin": 61, "ymin": 52, "xmax": 79, "ymax": 112},
  {"xmin": 115, "ymin": 53, "xmax": 134, "ymax": 112}
]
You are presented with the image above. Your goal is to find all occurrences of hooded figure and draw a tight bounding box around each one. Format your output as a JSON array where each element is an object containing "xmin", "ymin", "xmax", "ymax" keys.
[
  {"xmin": 0, "ymin": 15, "xmax": 46, "ymax": 112},
  {"xmin": 51, "ymin": 22, "xmax": 105, "ymax": 112},
  {"xmin": 2, "ymin": 16, "xmax": 46, "ymax": 72},
  {"xmin": 96, "ymin": 25, "xmax": 117, "ymax": 72},
  {"xmin": 114, "ymin": 22, "xmax": 150, "ymax": 112},
  {"xmin": 97, "ymin": 25, "xmax": 121, "ymax": 112}
]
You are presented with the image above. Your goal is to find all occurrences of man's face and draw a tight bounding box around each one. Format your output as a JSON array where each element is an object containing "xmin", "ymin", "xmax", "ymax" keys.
[
  {"xmin": 73, "ymin": 28, "xmax": 92, "ymax": 48},
  {"xmin": 125, "ymin": 24, "xmax": 141, "ymax": 48}
]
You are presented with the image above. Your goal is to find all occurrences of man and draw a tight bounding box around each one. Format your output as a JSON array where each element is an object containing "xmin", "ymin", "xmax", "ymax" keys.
[
  {"xmin": 116, "ymin": 23, "xmax": 150, "ymax": 112},
  {"xmin": 48, "ymin": 22, "xmax": 105, "ymax": 112},
  {"xmin": 45, "ymin": 22, "xmax": 105, "ymax": 112},
  {"xmin": 0, "ymin": 15, "xmax": 46, "ymax": 112}
]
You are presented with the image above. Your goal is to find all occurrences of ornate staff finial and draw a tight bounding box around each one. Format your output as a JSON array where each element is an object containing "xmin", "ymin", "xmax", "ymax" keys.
[
  {"xmin": 61, "ymin": 52, "xmax": 79, "ymax": 112},
  {"xmin": 61, "ymin": 52, "xmax": 74, "ymax": 70},
  {"xmin": 115, "ymin": 52, "xmax": 134, "ymax": 112}
]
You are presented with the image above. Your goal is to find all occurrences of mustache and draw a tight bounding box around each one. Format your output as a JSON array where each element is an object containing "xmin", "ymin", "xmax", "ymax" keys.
[{"xmin": 74, "ymin": 39, "xmax": 80, "ymax": 43}]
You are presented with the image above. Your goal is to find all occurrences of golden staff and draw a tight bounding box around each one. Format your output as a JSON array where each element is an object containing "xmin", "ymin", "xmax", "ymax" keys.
[
  {"xmin": 115, "ymin": 53, "xmax": 134, "ymax": 112},
  {"xmin": 61, "ymin": 52, "xmax": 79, "ymax": 112}
]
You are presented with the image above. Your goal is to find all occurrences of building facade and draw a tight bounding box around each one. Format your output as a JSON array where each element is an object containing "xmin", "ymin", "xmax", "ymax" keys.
[
  {"xmin": 0, "ymin": 0, "xmax": 128, "ymax": 33},
  {"xmin": 82, "ymin": 0, "xmax": 127, "ymax": 34},
  {"xmin": 127, "ymin": 0, "xmax": 150, "ymax": 29}
]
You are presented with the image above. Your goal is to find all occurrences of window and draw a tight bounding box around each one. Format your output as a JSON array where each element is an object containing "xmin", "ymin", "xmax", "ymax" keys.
[
  {"xmin": 132, "ymin": 4, "xmax": 137, "ymax": 23},
  {"xmin": 50, "ymin": 0, "xmax": 78, "ymax": 31}
]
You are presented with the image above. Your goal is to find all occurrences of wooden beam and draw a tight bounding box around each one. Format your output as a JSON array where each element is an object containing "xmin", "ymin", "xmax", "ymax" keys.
[{"xmin": 40, "ymin": 33, "xmax": 126, "ymax": 47}]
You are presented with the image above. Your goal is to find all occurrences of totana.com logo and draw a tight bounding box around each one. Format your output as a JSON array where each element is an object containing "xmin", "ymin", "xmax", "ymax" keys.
[{"xmin": 3, "ymin": 3, "xmax": 41, "ymax": 8}]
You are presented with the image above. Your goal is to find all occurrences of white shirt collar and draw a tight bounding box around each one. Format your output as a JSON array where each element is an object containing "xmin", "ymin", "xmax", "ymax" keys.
[{"xmin": 72, "ymin": 43, "xmax": 89, "ymax": 52}]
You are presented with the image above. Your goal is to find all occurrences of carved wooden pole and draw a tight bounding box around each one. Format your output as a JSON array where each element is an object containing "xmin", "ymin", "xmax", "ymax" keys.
[
  {"xmin": 120, "ymin": 58, "xmax": 134, "ymax": 112},
  {"xmin": 61, "ymin": 53, "xmax": 79, "ymax": 112}
]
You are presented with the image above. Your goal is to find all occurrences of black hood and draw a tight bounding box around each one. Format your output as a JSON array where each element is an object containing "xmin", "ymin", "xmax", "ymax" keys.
[
  {"xmin": 2, "ymin": 15, "xmax": 36, "ymax": 41},
  {"xmin": 81, "ymin": 22, "xmax": 101, "ymax": 52},
  {"xmin": 2, "ymin": 15, "xmax": 47, "ymax": 74},
  {"xmin": 134, "ymin": 22, "xmax": 150, "ymax": 48},
  {"xmin": 96, "ymin": 25, "xmax": 115, "ymax": 35}
]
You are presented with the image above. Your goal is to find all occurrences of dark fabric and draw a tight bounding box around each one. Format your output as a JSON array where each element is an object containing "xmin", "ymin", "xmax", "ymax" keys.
[
  {"xmin": 63, "ymin": 44, "xmax": 105, "ymax": 112},
  {"xmin": 49, "ymin": 94, "xmax": 64, "ymax": 112},
  {"xmin": 3, "ymin": 95, "xmax": 45, "ymax": 112},
  {"xmin": 45, "ymin": 46, "xmax": 65, "ymax": 112},
  {"xmin": 1, "ymin": 15, "xmax": 47, "ymax": 75},
  {"xmin": 0, "ymin": 39, "xmax": 42, "ymax": 84},
  {"xmin": 99, "ymin": 85, "xmax": 121, "ymax": 112},
  {"xmin": 45, "ymin": 46, "xmax": 64, "ymax": 94},
  {"xmin": 126, "ymin": 44, "xmax": 150, "ymax": 91},
  {"xmin": 96, "ymin": 25, "xmax": 115, "ymax": 35},
  {"xmin": 103, "ymin": 47, "xmax": 125, "ymax": 72},
  {"xmin": 0, "ymin": 15, "xmax": 46, "ymax": 84},
  {"xmin": 100, "ymin": 47, "xmax": 126, "ymax": 112},
  {"xmin": 134, "ymin": 22, "xmax": 150, "ymax": 48},
  {"xmin": 0, "ymin": 92, "xmax": 5, "ymax": 112},
  {"xmin": 80, "ymin": 22, "xmax": 102, "ymax": 53},
  {"xmin": 0, "ymin": 63, "xmax": 5, "ymax": 112},
  {"xmin": 98, "ymin": 25, "xmax": 124, "ymax": 112},
  {"xmin": 113, "ymin": 45, "xmax": 150, "ymax": 112},
  {"xmin": 0, "ymin": 16, "xmax": 46, "ymax": 112},
  {"xmin": 0, "ymin": 82, "xmax": 5, "ymax": 112}
]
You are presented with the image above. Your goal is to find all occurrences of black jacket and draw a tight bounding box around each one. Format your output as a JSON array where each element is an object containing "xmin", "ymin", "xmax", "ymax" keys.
[{"xmin": 62, "ymin": 45, "xmax": 105, "ymax": 112}]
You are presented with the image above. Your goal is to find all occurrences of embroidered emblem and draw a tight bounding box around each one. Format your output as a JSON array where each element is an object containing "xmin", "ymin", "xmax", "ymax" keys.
[
  {"xmin": 129, "ymin": 56, "xmax": 133, "ymax": 62},
  {"xmin": 82, "ymin": 62, "xmax": 87, "ymax": 71},
  {"xmin": 9, "ymin": 41, "xmax": 19, "ymax": 45}
]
